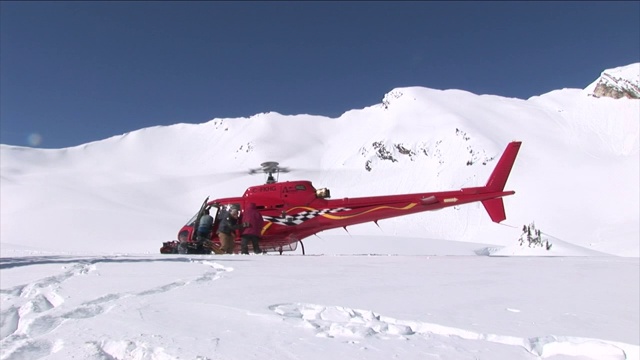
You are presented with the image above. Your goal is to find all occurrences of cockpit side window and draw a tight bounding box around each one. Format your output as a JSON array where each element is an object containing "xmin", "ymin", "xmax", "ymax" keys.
[{"xmin": 185, "ymin": 213, "xmax": 199, "ymax": 226}]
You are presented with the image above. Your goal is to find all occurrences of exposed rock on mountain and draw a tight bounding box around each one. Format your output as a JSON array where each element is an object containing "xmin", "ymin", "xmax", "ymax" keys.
[{"xmin": 585, "ymin": 63, "xmax": 640, "ymax": 99}]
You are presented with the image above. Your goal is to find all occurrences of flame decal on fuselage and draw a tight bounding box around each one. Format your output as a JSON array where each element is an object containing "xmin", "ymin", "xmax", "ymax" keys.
[
  {"xmin": 261, "ymin": 207, "xmax": 352, "ymax": 228},
  {"xmin": 316, "ymin": 203, "xmax": 417, "ymax": 220},
  {"xmin": 260, "ymin": 203, "xmax": 418, "ymax": 234}
]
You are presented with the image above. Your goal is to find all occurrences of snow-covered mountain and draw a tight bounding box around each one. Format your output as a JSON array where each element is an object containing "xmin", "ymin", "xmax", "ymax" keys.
[
  {"xmin": 1, "ymin": 63, "xmax": 638, "ymax": 257},
  {"xmin": 585, "ymin": 63, "xmax": 640, "ymax": 99}
]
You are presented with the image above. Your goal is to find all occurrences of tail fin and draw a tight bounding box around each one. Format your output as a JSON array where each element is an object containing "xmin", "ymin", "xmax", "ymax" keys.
[
  {"xmin": 482, "ymin": 141, "xmax": 522, "ymax": 223},
  {"xmin": 482, "ymin": 198, "xmax": 507, "ymax": 223},
  {"xmin": 485, "ymin": 141, "xmax": 522, "ymax": 192}
]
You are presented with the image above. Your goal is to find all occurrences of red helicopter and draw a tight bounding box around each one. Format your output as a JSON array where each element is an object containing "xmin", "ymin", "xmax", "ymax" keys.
[{"xmin": 161, "ymin": 141, "xmax": 522, "ymax": 255}]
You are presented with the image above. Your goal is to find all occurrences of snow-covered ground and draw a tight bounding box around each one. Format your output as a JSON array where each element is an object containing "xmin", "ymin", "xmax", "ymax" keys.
[
  {"xmin": 1, "ymin": 245, "xmax": 638, "ymax": 360},
  {"xmin": 1, "ymin": 64, "xmax": 638, "ymax": 359}
]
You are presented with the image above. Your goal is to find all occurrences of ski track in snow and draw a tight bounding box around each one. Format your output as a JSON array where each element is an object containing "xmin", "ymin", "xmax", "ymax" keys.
[
  {"xmin": 1, "ymin": 257, "xmax": 637, "ymax": 360},
  {"xmin": 0, "ymin": 258, "xmax": 228, "ymax": 360},
  {"xmin": 269, "ymin": 303, "xmax": 638, "ymax": 360}
]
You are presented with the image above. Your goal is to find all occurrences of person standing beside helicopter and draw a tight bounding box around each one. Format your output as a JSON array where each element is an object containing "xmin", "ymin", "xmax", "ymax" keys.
[
  {"xmin": 193, "ymin": 208, "xmax": 214, "ymax": 253},
  {"xmin": 217, "ymin": 206, "xmax": 242, "ymax": 254},
  {"xmin": 240, "ymin": 202, "xmax": 263, "ymax": 255},
  {"xmin": 196, "ymin": 209, "xmax": 214, "ymax": 241}
]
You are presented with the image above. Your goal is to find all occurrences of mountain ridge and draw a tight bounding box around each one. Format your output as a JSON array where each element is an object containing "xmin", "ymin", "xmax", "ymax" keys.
[{"xmin": 1, "ymin": 63, "xmax": 638, "ymax": 256}]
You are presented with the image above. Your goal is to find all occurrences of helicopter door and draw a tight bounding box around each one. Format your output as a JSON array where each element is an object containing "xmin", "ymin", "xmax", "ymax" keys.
[
  {"xmin": 191, "ymin": 196, "xmax": 210, "ymax": 242},
  {"xmin": 210, "ymin": 206, "xmax": 223, "ymax": 236}
]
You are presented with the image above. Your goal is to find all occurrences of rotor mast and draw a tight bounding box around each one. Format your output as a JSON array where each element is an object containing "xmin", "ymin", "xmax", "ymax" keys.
[{"xmin": 249, "ymin": 161, "xmax": 290, "ymax": 184}]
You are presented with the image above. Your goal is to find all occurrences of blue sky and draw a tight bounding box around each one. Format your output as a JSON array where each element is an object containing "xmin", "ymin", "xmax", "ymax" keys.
[{"xmin": 1, "ymin": 1, "xmax": 639, "ymax": 149}]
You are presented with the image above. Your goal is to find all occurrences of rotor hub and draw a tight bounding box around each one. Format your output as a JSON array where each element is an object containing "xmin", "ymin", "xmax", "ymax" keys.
[{"xmin": 248, "ymin": 161, "xmax": 290, "ymax": 183}]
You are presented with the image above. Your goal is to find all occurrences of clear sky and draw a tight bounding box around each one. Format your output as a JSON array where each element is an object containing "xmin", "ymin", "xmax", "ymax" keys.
[{"xmin": 1, "ymin": 1, "xmax": 639, "ymax": 149}]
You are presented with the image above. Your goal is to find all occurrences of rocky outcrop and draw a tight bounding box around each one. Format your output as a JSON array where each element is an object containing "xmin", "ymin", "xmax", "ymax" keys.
[
  {"xmin": 586, "ymin": 63, "xmax": 640, "ymax": 99},
  {"xmin": 359, "ymin": 128, "xmax": 494, "ymax": 172}
]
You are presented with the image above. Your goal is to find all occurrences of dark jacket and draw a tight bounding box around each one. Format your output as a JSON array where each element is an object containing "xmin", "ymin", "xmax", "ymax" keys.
[
  {"xmin": 218, "ymin": 213, "xmax": 240, "ymax": 235},
  {"xmin": 241, "ymin": 203, "xmax": 264, "ymax": 237},
  {"xmin": 198, "ymin": 214, "xmax": 213, "ymax": 232}
]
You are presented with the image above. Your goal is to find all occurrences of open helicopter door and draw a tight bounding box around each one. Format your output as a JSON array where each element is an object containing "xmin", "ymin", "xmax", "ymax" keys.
[{"xmin": 190, "ymin": 196, "xmax": 210, "ymax": 242}]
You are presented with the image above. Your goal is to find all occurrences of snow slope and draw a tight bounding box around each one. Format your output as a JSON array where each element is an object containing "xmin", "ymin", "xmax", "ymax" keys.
[
  {"xmin": 1, "ymin": 64, "xmax": 638, "ymax": 360},
  {"xmin": 2, "ymin": 64, "xmax": 638, "ymax": 256}
]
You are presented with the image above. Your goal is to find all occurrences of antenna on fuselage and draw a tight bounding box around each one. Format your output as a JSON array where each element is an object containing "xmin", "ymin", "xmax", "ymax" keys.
[{"xmin": 248, "ymin": 161, "xmax": 290, "ymax": 184}]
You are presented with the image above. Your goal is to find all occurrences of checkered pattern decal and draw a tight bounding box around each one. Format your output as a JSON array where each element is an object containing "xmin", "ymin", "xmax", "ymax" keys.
[{"xmin": 263, "ymin": 207, "xmax": 352, "ymax": 226}]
